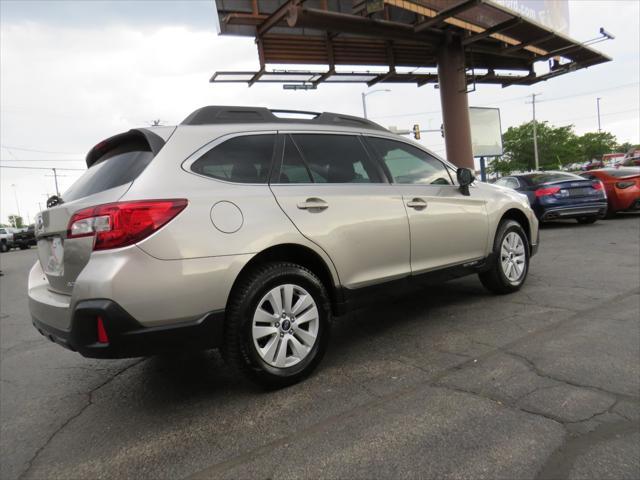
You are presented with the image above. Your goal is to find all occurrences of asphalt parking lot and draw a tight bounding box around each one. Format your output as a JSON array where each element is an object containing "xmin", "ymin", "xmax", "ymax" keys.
[{"xmin": 1, "ymin": 215, "xmax": 639, "ymax": 480}]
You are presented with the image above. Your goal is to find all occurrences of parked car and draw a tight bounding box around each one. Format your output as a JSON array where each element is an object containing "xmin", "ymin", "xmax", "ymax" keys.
[
  {"xmin": 13, "ymin": 225, "xmax": 37, "ymax": 249},
  {"xmin": 29, "ymin": 106, "xmax": 539, "ymax": 387},
  {"xmin": 620, "ymin": 156, "xmax": 640, "ymax": 167},
  {"xmin": 581, "ymin": 168, "xmax": 640, "ymax": 216},
  {"xmin": 585, "ymin": 160, "xmax": 605, "ymax": 171},
  {"xmin": 0, "ymin": 227, "xmax": 14, "ymax": 252},
  {"xmin": 494, "ymin": 171, "xmax": 607, "ymax": 224}
]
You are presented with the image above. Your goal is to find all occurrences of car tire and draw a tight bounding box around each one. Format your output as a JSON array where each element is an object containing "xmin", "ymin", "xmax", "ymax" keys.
[
  {"xmin": 479, "ymin": 220, "xmax": 530, "ymax": 295},
  {"xmin": 222, "ymin": 262, "xmax": 331, "ymax": 389},
  {"xmin": 576, "ymin": 216, "xmax": 598, "ymax": 224},
  {"xmin": 0, "ymin": 242, "xmax": 8, "ymax": 253},
  {"xmin": 19, "ymin": 244, "xmax": 28, "ymax": 250}
]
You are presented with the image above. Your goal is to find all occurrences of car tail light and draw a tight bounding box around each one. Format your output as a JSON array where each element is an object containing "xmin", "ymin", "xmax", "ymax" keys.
[
  {"xmin": 535, "ymin": 186, "xmax": 561, "ymax": 197},
  {"xmin": 592, "ymin": 181, "xmax": 604, "ymax": 190},
  {"xmin": 67, "ymin": 199, "xmax": 187, "ymax": 250},
  {"xmin": 616, "ymin": 181, "xmax": 635, "ymax": 189}
]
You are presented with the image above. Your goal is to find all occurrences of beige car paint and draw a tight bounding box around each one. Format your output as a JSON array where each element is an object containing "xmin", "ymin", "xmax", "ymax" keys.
[{"xmin": 28, "ymin": 119, "xmax": 538, "ymax": 333}]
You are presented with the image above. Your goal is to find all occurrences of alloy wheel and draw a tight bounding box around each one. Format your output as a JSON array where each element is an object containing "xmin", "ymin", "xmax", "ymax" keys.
[
  {"xmin": 500, "ymin": 232, "xmax": 526, "ymax": 283},
  {"xmin": 252, "ymin": 284, "xmax": 319, "ymax": 368}
]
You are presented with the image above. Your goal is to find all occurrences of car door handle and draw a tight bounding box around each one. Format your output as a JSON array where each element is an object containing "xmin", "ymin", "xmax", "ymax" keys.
[
  {"xmin": 297, "ymin": 198, "xmax": 329, "ymax": 210},
  {"xmin": 406, "ymin": 198, "xmax": 428, "ymax": 210}
]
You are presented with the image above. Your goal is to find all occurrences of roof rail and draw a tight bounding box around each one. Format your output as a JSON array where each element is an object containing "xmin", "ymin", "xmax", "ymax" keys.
[{"xmin": 180, "ymin": 106, "xmax": 388, "ymax": 131}]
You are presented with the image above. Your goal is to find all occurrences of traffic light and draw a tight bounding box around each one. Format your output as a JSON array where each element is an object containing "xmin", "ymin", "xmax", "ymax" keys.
[{"xmin": 413, "ymin": 124, "xmax": 420, "ymax": 140}]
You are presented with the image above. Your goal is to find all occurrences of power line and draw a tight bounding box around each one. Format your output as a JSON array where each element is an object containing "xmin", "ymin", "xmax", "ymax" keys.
[
  {"xmin": 0, "ymin": 165, "xmax": 84, "ymax": 171},
  {"xmin": 0, "ymin": 158, "xmax": 85, "ymax": 162},
  {"xmin": 553, "ymin": 107, "xmax": 640, "ymax": 124},
  {"xmin": 0, "ymin": 144, "xmax": 83, "ymax": 155},
  {"xmin": 537, "ymin": 82, "xmax": 639, "ymax": 104},
  {"xmin": 371, "ymin": 81, "xmax": 640, "ymax": 121}
]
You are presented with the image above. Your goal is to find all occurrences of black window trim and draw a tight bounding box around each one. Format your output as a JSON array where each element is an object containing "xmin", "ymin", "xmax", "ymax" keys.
[
  {"xmin": 182, "ymin": 130, "xmax": 278, "ymax": 185},
  {"xmin": 269, "ymin": 131, "xmax": 388, "ymax": 185},
  {"xmin": 362, "ymin": 134, "xmax": 457, "ymax": 187}
]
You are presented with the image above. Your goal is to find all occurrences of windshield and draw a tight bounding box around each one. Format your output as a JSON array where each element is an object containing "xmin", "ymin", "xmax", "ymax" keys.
[{"xmin": 605, "ymin": 167, "xmax": 640, "ymax": 178}]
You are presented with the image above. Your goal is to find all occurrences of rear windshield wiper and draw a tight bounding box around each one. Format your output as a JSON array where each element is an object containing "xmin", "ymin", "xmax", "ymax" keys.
[{"xmin": 46, "ymin": 195, "xmax": 64, "ymax": 208}]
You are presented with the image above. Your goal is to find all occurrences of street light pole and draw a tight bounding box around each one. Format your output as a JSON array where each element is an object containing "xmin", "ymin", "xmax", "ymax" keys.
[
  {"xmin": 361, "ymin": 89, "xmax": 391, "ymax": 119},
  {"xmin": 597, "ymin": 97, "xmax": 602, "ymax": 132},
  {"xmin": 11, "ymin": 183, "xmax": 21, "ymax": 218},
  {"xmin": 52, "ymin": 168, "xmax": 60, "ymax": 196}
]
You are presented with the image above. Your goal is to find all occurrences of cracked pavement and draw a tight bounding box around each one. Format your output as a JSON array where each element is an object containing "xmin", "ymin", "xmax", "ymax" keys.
[{"xmin": 1, "ymin": 215, "xmax": 639, "ymax": 479}]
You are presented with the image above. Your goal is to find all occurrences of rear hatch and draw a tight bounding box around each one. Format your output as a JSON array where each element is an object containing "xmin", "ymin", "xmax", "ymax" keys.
[
  {"xmin": 35, "ymin": 129, "xmax": 167, "ymax": 295},
  {"xmin": 530, "ymin": 172, "xmax": 606, "ymax": 206}
]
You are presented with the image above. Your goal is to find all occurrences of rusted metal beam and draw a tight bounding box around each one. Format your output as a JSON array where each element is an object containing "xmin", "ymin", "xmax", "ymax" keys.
[
  {"xmin": 258, "ymin": 0, "xmax": 304, "ymax": 37},
  {"xmin": 414, "ymin": 0, "xmax": 484, "ymax": 33},
  {"xmin": 313, "ymin": 68, "xmax": 336, "ymax": 84},
  {"xmin": 248, "ymin": 68, "xmax": 266, "ymax": 86},
  {"xmin": 502, "ymin": 33, "xmax": 556, "ymax": 54},
  {"xmin": 223, "ymin": 12, "xmax": 267, "ymax": 26},
  {"xmin": 461, "ymin": 17, "xmax": 522, "ymax": 46},
  {"xmin": 367, "ymin": 69, "xmax": 395, "ymax": 86},
  {"xmin": 286, "ymin": 6, "xmax": 442, "ymax": 44}
]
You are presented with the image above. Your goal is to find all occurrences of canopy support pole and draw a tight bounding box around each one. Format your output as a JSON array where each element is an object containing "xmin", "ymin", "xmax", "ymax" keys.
[{"xmin": 437, "ymin": 36, "xmax": 474, "ymax": 170}]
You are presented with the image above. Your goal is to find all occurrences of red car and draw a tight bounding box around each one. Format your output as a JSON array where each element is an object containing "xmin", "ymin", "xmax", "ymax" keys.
[{"xmin": 581, "ymin": 168, "xmax": 640, "ymax": 215}]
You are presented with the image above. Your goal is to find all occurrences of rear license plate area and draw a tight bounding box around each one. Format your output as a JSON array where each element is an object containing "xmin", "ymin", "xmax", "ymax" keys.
[{"xmin": 44, "ymin": 237, "xmax": 64, "ymax": 276}]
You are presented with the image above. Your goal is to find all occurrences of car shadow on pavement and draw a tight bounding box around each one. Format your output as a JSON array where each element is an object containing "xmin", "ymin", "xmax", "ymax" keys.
[
  {"xmin": 540, "ymin": 211, "xmax": 639, "ymax": 229},
  {"xmin": 129, "ymin": 278, "xmax": 488, "ymax": 403}
]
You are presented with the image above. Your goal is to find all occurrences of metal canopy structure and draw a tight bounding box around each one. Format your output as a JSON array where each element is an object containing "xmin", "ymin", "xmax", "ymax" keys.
[{"xmin": 211, "ymin": 0, "xmax": 611, "ymax": 88}]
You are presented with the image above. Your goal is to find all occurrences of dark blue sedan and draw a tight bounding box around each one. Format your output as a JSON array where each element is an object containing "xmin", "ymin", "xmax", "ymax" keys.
[{"xmin": 494, "ymin": 171, "xmax": 607, "ymax": 224}]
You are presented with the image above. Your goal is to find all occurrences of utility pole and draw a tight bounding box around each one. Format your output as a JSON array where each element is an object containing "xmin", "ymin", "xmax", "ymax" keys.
[
  {"xmin": 597, "ymin": 97, "xmax": 602, "ymax": 132},
  {"xmin": 11, "ymin": 184, "xmax": 21, "ymax": 219},
  {"xmin": 528, "ymin": 93, "xmax": 542, "ymax": 171}
]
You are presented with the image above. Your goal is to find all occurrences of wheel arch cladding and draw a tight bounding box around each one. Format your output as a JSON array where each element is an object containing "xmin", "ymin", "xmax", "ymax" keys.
[
  {"xmin": 228, "ymin": 244, "xmax": 340, "ymax": 315},
  {"xmin": 500, "ymin": 208, "xmax": 531, "ymax": 246}
]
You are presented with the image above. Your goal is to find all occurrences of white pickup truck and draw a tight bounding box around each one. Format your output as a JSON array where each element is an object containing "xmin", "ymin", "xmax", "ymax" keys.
[{"xmin": 0, "ymin": 227, "xmax": 15, "ymax": 253}]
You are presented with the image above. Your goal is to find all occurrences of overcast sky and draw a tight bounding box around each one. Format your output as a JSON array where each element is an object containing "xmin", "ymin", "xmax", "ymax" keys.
[{"xmin": 1, "ymin": 0, "xmax": 638, "ymax": 225}]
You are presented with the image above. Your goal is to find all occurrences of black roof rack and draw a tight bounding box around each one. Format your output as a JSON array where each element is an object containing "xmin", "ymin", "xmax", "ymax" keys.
[{"xmin": 180, "ymin": 106, "xmax": 388, "ymax": 132}]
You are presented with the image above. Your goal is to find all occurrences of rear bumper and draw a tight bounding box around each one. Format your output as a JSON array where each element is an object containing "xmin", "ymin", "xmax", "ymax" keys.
[
  {"xmin": 32, "ymin": 299, "xmax": 225, "ymax": 358},
  {"xmin": 538, "ymin": 202, "xmax": 607, "ymax": 221}
]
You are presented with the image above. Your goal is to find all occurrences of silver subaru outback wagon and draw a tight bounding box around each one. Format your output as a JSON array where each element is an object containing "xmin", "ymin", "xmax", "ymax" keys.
[{"xmin": 29, "ymin": 106, "xmax": 539, "ymax": 387}]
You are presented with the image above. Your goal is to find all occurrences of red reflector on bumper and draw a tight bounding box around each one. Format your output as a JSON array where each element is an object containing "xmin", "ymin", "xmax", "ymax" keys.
[{"xmin": 97, "ymin": 316, "xmax": 109, "ymax": 344}]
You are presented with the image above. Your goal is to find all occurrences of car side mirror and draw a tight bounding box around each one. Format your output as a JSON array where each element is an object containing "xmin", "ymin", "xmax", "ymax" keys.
[{"xmin": 456, "ymin": 168, "xmax": 475, "ymax": 196}]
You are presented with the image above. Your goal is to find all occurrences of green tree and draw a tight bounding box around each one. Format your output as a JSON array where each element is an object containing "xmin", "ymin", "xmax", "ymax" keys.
[
  {"xmin": 616, "ymin": 142, "xmax": 638, "ymax": 154},
  {"xmin": 577, "ymin": 131, "xmax": 618, "ymax": 160},
  {"xmin": 8, "ymin": 215, "xmax": 24, "ymax": 228},
  {"xmin": 500, "ymin": 121, "xmax": 580, "ymax": 172}
]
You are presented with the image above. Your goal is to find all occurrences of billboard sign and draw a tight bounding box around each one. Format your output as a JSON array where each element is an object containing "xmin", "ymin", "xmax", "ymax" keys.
[
  {"xmin": 495, "ymin": 0, "xmax": 570, "ymax": 34},
  {"xmin": 470, "ymin": 107, "xmax": 503, "ymax": 158}
]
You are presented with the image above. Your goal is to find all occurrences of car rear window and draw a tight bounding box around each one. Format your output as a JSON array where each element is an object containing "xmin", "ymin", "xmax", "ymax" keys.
[
  {"xmin": 527, "ymin": 172, "xmax": 583, "ymax": 184},
  {"xmin": 63, "ymin": 136, "xmax": 154, "ymax": 202}
]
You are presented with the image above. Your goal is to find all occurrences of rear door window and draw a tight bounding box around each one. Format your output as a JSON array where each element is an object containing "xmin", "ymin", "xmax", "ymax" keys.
[
  {"xmin": 63, "ymin": 136, "xmax": 154, "ymax": 202},
  {"xmin": 290, "ymin": 134, "xmax": 381, "ymax": 183},
  {"xmin": 191, "ymin": 134, "xmax": 275, "ymax": 183}
]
